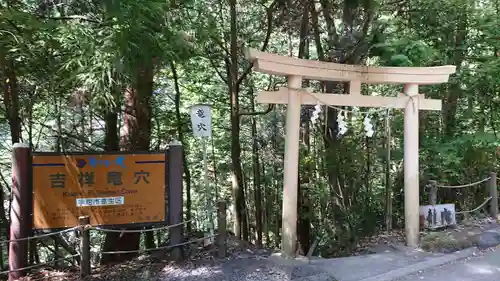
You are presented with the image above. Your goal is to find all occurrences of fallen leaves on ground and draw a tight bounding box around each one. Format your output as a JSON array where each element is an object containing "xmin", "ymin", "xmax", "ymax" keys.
[
  {"xmin": 14, "ymin": 233, "xmax": 274, "ymax": 281},
  {"xmin": 351, "ymin": 215, "xmax": 500, "ymax": 256}
]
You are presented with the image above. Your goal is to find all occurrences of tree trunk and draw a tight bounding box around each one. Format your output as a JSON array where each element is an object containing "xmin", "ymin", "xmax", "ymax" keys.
[
  {"xmin": 171, "ymin": 62, "xmax": 192, "ymax": 234},
  {"xmin": 443, "ymin": 7, "xmax": 468, "ymax": 137},
  {"xmin": 0, "ymin": 180, "xmax": 7, "ymax": 266},
  {"xmin": 315, "ymin": 1, "xmax": 343, "ymax": 221},
  {"xmin": 100, "ymin": 85, "xmax": 121, "ymax": 265},
  {"xmin": 271, "ymin": 115, "xmax": 282, "ymax": 248},
  {"xmin": 385, "ymin": 110, "xmax": 393, "ymax": 231},
  {"xmin": 261, "ymin": 156, "xmax": 270, "ymax": 246},
  {"xmin": 0, "ymin": 50, "xmax": 20, "ymax": 269},
  {"xmin": 297, "ymin": 119, "xmax": 312, "ymax": 255},
  {"xmin": 310, "ymin": 0, "xmax": 376, "ymax": 248},
  {"xmin": 101, "ymin": 62, "xmax": 154, "ymax": 263},
  {"xmin": 296, "ymin": 3, "xmax": 312, "ymax": 255},
  {"xmin": 228, "ymin": 0, "xmax": 248, "ymax": 241},
  {"xmin": 0, "ymin": 51, "xmax": 22, "ymax": 145},
  {"xmin": 251, "ymin": 97, "xmax": 263, "ymax": 248}
]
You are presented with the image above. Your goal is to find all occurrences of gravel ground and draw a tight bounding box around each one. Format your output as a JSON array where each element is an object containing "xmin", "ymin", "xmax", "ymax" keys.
[
  {"xmin": 69, "ymin": 242, "xmax": 332, "ymax": 281},
  {"xmin": 18, "ymin": 236, "xmax": 335, "ymax": 281},
  {"xmin": 87, "ymin": 255, "xmax": 331, "ymax": 281},
  {"xmin": 158, "ymin": 258, "xmax": 294, "ymax": 281}
]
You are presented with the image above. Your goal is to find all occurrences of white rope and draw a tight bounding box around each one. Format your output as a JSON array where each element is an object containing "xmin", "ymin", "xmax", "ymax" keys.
[
  {"xmin": 295, "ymin": 87, "xmax": 416, "ymax": 115},
  {"xmin": 92, "ymin": 220, "xmax": 192, "ymax": 233},
  {"xmin": 0, "ymin": 227, "xmax": 79, "ymax": 244},
  {"xmin": 456, "ymin": 197, "xmax": 492, "ymax": 214},
  {"xmin": 0, "ymin": 254, "xmax": 80, "ymax": 275},
  {"xmin": 100, "ymin": 234, "xmax": 217, "ymax": 255},
  {"xmin": 434, "ymin": 177, "xmax": 491, "ymax": 189}
]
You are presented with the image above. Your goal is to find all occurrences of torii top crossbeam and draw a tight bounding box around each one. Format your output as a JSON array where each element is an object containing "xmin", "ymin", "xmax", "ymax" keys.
[
  {"xmin": 247, "ymin": 48, "xmax": 456, "ymax": 84},
  {"xmin": 246, "ymin": 48, "xmax": 456, "ymax": 258}
]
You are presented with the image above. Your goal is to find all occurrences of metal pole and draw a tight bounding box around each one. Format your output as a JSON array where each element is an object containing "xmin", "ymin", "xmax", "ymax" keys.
[
  {"xmin": 202, "ymin": 138, "xmax": 214, "ymax": 241},
  {"xmin": 211, "ymin": 134, "xmax": 219, "ymax": 202}
]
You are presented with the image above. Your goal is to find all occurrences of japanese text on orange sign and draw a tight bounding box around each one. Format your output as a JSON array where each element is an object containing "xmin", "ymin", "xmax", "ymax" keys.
[{"xmin": 32, "ymin": 153, "xmax": 166, "ymax": 229}]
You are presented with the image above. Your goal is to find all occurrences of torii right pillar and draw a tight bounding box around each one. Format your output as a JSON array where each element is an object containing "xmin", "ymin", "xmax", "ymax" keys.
[
  {"xmin": 403, "ymin": 83, "xmax": 420, "ymax": 247},
  {"xmin": 246, "ymin": 48, "xmax": 456, "ymax": 255}
]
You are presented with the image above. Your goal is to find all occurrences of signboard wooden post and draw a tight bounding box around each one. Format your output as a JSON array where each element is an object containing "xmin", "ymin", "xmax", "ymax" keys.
[
  {"xmin": 32, "ymin": 152, "xmax": 167, "ymax": 229},
  {"xmin": 9, "ymin": 143, "xmax": 31, "ymax": 281},
  {"xmin": 167, "ymin": 142, "xmax": 184, "ymax": 260}
]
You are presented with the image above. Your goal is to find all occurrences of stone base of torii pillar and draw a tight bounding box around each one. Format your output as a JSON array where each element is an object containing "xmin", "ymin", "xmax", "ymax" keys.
[{"xmin": 246, "ymin": 48, "xmax": 456, "ymax": 257}]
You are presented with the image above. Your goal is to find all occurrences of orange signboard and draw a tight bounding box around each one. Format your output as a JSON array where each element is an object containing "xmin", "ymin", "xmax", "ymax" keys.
[{"xmin": 32, "ymin": 152, "xmax": 166, "ymax": 229}]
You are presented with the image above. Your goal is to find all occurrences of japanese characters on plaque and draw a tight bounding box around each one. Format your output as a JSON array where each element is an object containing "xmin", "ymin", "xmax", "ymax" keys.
[
  {"xmin": 190, "ymin": 104, "xmax": 212, "ymax": 137},
  {"xmin": 32, "ymin": 153, "xmax": 166, "ymax": 229}
]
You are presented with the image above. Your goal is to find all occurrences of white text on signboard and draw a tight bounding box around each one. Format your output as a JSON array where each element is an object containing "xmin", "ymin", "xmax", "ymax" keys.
[{"xmin": 76, "ymin": 196, "xmax": 125, "ymax": 207}]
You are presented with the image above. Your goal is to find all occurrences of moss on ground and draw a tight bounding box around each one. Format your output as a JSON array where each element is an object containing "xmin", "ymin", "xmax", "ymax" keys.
[{"xmin": 421, "ymin": 232, "xmax": 473, "ymax": 253}]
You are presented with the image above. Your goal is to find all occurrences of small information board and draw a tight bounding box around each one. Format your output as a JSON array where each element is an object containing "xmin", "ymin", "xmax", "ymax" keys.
[
  {"xmin": 32, "ymin": 152, "xmax": 166, "ymax": 229},
  {"xmin": 419, "ymin": 204, "xmax": 456, "ymax": 229}
]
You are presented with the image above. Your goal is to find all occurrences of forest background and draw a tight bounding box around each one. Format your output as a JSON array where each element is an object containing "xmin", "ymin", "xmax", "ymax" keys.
[{"xmin": 0, "ymin": 0, "xmax": 499, "ymax": 268}]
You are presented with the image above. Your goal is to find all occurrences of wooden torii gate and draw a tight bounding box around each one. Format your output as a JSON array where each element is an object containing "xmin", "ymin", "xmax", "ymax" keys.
[{"xmin": 246, "ymin": 49, "xmax": 456, "ymax": 257}]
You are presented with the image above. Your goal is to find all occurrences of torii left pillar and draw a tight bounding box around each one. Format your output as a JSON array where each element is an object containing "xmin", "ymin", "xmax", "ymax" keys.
[{"xmin": 281, "ymin": 76, "xmax": 302, "ymax": 256}]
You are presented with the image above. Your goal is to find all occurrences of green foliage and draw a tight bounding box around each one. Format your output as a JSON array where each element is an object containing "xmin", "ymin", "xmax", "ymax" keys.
[
  {"xmin": 372, "ymin": 39, "xmax": 436, "ymax": 66},
  {"xmin": 1, "ymin": 0, "xmax": 500, "ymax": 269}
]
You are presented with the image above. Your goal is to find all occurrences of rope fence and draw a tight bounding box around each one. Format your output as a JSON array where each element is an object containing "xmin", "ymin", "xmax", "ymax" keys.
[
  {"xmin": 0, "ymin": 254, "xmax": 80, "ymax": 275},
  {"xmin": 0, "ymin": 219, "xmax": 193, "ymax": 244},
  {"xmin": 100, "ymin": 234, "xmax": 217, "ymax": 255},
  {"xmin": 433, "ymin": 176, "xmax": 491, "ymax": 189},
  {"xmin": 1, "ymin": 201, "xmax": 228, "ymax": 279},
  {"xmin": 92, "ymin": 220, "xmax": 192, "ymax": 233},
  {"xmin": 0, "ymin": 226, "xmax": 79, "ymax": 244},
  {"xmin": 0, "ymin": 221, "xmax": 203, "ymax": 244},
  {"xmin": 456, "ymin": 197, "xmax": 492, "ymax": 214},
  {"xmin": 427, "ymin": 172, "xmax": 498, "ymax": 220}
]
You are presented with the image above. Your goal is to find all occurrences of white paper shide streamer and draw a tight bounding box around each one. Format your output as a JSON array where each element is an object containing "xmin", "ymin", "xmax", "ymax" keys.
[
  {"xmin": 337, "ymin": 111, "xmax": 348, "ymax": 135},
  {"xmin": 363, "ymin": 115, "xmax": 374, "ymax": 137},
  {"xmin": 308, "ymin": 89, "xmax": 385, "ymax": 137},
  {"xmin": 311, "ymin": 103, "xmax": 322, "ymax": 124}
]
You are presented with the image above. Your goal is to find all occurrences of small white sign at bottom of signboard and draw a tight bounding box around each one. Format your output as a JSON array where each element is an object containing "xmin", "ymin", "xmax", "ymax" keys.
[
  {"xmin": 76, "ymin": 196, "xmax": 125, "ymax": 207},
  {"xmin": 419, "ymin": 203, "xmax": 456, "ymax": 228}
]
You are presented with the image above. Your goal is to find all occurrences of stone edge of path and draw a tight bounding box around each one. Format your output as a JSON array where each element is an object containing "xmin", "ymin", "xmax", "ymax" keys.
[{"xmin": 357, "ymin": 247, "xmax": 477, "ymax": 281}]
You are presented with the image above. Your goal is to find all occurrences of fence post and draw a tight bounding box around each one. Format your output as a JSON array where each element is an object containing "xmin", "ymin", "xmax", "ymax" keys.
[
  {"xmin": 9, "ymin": 143, "xmax": 31, "ymax": 281},
  {"xmin": 428, "ymin": 180, "xmax": 437, "ymax": 205},
  {"xmin": 489, "ymin": 172, "xmax": 498, "ymax": 219},
  {"xmin": 168, "ymin": 141, "xmax": 184, "ymax": 261},
  {"xmin": 79, "ymin": 216, "xmax": 90, "ymax": 278},
  {"xmin": 216, "ymin": 201, "xmax": 227, "ymax": 258}
]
